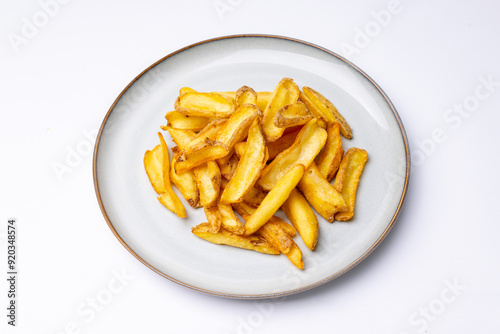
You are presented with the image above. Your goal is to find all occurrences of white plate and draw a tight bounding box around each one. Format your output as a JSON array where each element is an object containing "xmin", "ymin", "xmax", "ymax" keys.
[{"xmin": 93, "ymin": 35, "xmax": 410, "ymax": 298}]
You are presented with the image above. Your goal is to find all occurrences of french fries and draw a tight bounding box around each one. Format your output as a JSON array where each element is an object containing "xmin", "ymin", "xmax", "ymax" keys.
[
  {"xmin": 144, "ymin": 133, "xmax": 186, "ymax": 218},
  {"xmin": 143, "ymin": 78, "xmax": 369, "ymax": 270},
  {"xmin": 333, "ymin": 147, "xmax": 368, "ymax": 221},
  {"xmin": 220, "ymin": 119, "xmax": 267, "ymax": 204}
]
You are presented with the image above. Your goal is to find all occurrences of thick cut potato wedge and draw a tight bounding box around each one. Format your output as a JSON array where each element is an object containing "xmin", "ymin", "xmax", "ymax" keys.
[
  {"xmin": 234, "ymin": 129, "xmax": 299, "ymax": 162},
  {"xmin": 174, "ymin": 145, "xmax": 229, "ymax": 174},
  {"xmin": 175, "ymin": 92, "xmax": 236, "ymax": 118},
  {"xmin": 235, "ymin": 205, "xmax": 297, "ymax": 237},
  {"xmin": 220, "ymin": 119, "xmax": 267, "ymax": 204},
  {"xmin": 144, "ymin": 133, "xmax": 186, "ymax": 218},
  {"xmin": 333, "ymin": 147, "xmax": 368, "ymax": 221},
  {"xmin": 192, "ymin": 223, "xmax": 279, "ymax": 255},
  {"xmin": 204, "ymin": 205, "xmax": 222, "ymax": 233},
  {"xmin": 216, "ymin": 104, "xmax": 261, "ymax": 149},
  {"xmin": 192, "ymin": 161, "xmax": 221, "ymax": 208},
  {"xmin": 262, "ymin": 77, "xmax": 300, "ymax": 142},
  {"xmin": 257, "ymin": 221, "xmax": 293, "ymax": 254},
  {"xmin": 183, "ymin": 119, "xmax": 226, "ymax": 154},
  {"xmin": 282, "ymin": 188, "xmax": 318, "ymax": 251},
  {"xmin": 144, "ymin": 144, "xmax": 166, "ymax": 194},
  {"xmin": 163, "ymin": 126, "xmax": 196, "ymax": 150},
  {"xmin": 174, "ymin": 105, "xmax": 260, "ymax": 173},
  {"xmin": 217, "ymin": 91, "xmax": 272, "ymax": 111},
  {"xmin": 244, "ymin": 164, "xmax": 305, "ymax": 236},
  {"xmin": 258, "ymin": 118, "xmax": 327, "ymax": 191},
  {"xmin": 217, "ymin": 202, "xmax": 245, "ymax": 235},
  {"xmin": 218, "ymin": 154, "xmax": 239, "ymax": 180},
  {"xmin": 285, "ymin": 241, "xmax": 304, "ymax": 270},
  {"xmin": 273, "ymin": 101, "xmax": 313, "ymax": 129},
  {"xmin": 300, "ymin": 86, "xmax": 352, "ymax": 139},
  {"xmin": 164, "ymin": 110, "xmax": 211, "ymax": 131},
  {"xmin": 298, "ymin": 162, "xmax": 347, "ymax": 222},
  {"xmin": 239, "ymin": 185, "xmax": 267, "ymax": 207},
  {"xmin": 316, "ymin": 122, "xmax": 344, "ymax": 182},
  {"xmin": 170, "ymin": 154, "xmax": 200, "ymax": 208},
  {"xmin": 235, "ymin": 86, "xmax": 257, "ymax": 106}
]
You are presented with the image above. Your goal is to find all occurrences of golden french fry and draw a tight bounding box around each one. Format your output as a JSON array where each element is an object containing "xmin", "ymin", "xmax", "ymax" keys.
[
  {"xmin": 218, "ymin": 153, "xmax": 239, "ymax": 180},
  {"xmin": 258, "ymin": 118, "xmax": 327, "ymax": 191},
  {"xmin": 163, "ymin": 126, "xmax": 196, "ymax": 150},
  {"xmin": 164, "ymin": 110, "xmax": 211, "ymax": 131},
  {"xmin": 334, "ymin": 147, "xmax": 368, "ymax": 221},
  {"xmin": 183, "ymin": 119, "xmax": 226, "ymax": 154},
  {"xmin": 300, "ymin": 86, "xmax": 352, "ymax": 139},
  {"xmin": 216, "ymin": 91, "xmax": 272, "ymax": 111},
  {"xmin": 282, "ymin": 188, "xmax": 318, "ymax": 251},
  {"xmin": 192, "ymin": 161, "xmax": 221, "ymax": 208},
  {"xmin": 234, "ymin": 204, "xmax": 296, "ymax": 236},
  {"xmin": 217, "ymin": 202, "xmax": 245, "ymax": 235},
  {"xmin": 204, "ymin": 205, "xmax": 222, "ymax": 233},
  {"xmin": 244, "ymin": 164, "xmax": 305, "ymax": 236},
  {"xmin": 257, "ymin": 221, "xmax": 293, "ymax": 254},
  {"xmin": 273, "ymin": 101, "xmax": 313, "ymax": 129},
  {"xmin": 316, "ymin": 122, "xmax": 344, "ymax": 182},
  {"xmin": 242, "ymin": 185, "xmax": 267, "ymax": 207},
  {"xmin": 192, "ymin": 223, "xmax": 280, "ymax": 255},
  {"xmin": 235, "ymin": 86, "xmax": 257, "ymax": 106},
  {"xmin": 144, "ymin": 145, "xmax": 166, "ymax": 194},
  {"xmin": 285, "ymin": 241, "xmax": 304, "ymax": 269},
  {"xmin": 175, "ymin": 91, "xmax": 236, "ymax": 118},
  {"xmin": 298, "ymin": 162, "xmax": 346, "ymax": 222},
  {"xmin": 262, "ymin": 77, "xmax": 300, "ymax": 142},
  {"xmin": 220, "ymin": 119, "xmax": 267, "ymax": 204},
  {"xmin": 157, "ymin": 132, "xmax": 186, "ymax": 218},
  {"xmin": 170, "ymin": 154, "xmax": 200, "ymax": 208},
  {"xmin": 216, "ymin": 104, "xmax": 261, "ymax": 149}
]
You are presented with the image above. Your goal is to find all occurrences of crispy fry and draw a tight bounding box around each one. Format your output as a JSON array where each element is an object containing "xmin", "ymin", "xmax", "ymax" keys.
[
  {"xmin": 216, "ymin": 104, "xmax": 261, "ymax": 149},
  {"xmin": 316, "ymin": 122, "xmax": 344, "ymax": 182},
  {"xmin": 333, "ymin": 147, "xmax": 368, "ymax": 221},
  {"xmin": 262, "ymin": 77, "xmax": 300, "ymax": 142},
  {"xmin": 175, "ymin": 91, "xmax": 236, "ymax": 118},
  {"xmin": 192, "ymin": 223, "xmax": 279, "ymax": 255},
  {"xmin": 273, "ymin": 101, "xmax": 313, "ymax": 129},
  {"xmin": 244, "ymin": 164, "xmax": 305, "ymax": 236},
  {"xmin": 220, "ymin": 119, "xmax": 267, "ymax": 204},
  {"xmin": 204, "ymin": 205, "xmax": 222, "ymax": 233},
  {"xmin": 285, "ymin": 241, "xmax": 304, "ymax": 269},
  {"xmin": 217, "ymin": 202, "xmax": 245, "ymax": 235},
  {"xmin": 170, "ymin": 153, "xmax": 200, "ymax": 208},
  {"xmin": 300, "ymin": 86, "xmax": 352, "ymax": 139},
  {"xmin": 298, "ymin": 162, "xmax": 346, "ymax": 222},
  {"xmin": 258, "ymin": 118, "xmax": 327, "ymax": 191},
  {"xmin": 144, "ymin": 144, "xmax": 166, "ymax": 194},
  {"xmin": 192, "ymin": 161, "xmax": 221, "ymax": 208},
  {"xmin": 155, "ymin": 133, "xmax": 186, "ymax": 218},
  {"xmin": 163, "ymin": 126, "xmax": 196, "ymax": 150},
  {"xmin": 218, "ymin": 153, "xmax": 239, "ymax": 180},
  {"xmin": 217, "ymin": 91, "xmax": 272, "ymax": 111},
  {"xmin": 257, "ymin": 221, "xmax": 293, "ymax": 254},
  {"xmin": 164, "ymin": 110, "xmax": 211, "ymax": 131},
  {"xmin": 235, "ymin": 86, "xmax": 257, "ymax": 106},
  {"xmin": 183, "ymin": 119, "xmax": 226, "ymax": 153},
  {"xmin": 282, "ymin": 188, "xmax": 318, "ymax": 251}
]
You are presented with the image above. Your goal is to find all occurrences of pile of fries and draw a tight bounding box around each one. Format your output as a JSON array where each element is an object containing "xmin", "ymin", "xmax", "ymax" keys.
[{"xmin": 144, "ymin": 78, "xmax": 368, "ymax": 269}]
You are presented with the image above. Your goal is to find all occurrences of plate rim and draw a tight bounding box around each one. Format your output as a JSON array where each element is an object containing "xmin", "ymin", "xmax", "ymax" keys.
[{"xmin": 92, "ymin": 34, "xmax": 411, "ymax": 299}]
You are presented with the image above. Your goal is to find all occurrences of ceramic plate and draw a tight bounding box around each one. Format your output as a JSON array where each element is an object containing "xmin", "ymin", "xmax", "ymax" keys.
[{"xmin": 93, "ymin": 35, "xmax": 410, "ymax": 298}]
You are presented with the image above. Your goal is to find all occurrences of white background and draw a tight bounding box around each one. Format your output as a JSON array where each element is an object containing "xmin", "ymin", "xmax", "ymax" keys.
[{"xmin": 1, "ymin": 0, "xmax": 499, "ymax": 333}]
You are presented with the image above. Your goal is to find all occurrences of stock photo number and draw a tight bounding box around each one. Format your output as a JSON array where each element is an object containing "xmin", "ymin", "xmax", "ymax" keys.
[{"xmin": 6, "ymin": 219, "xmax": 17, "ymax": 326}]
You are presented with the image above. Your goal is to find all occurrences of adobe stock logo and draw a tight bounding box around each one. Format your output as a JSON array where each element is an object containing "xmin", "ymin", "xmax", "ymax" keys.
[
  {"xmin": 339, "ymin": 0, "xmax": 403, "ymax": 58},
  {"xmin": 7, "ymin": 0, "xmax": 73, "ymax": 53}
]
